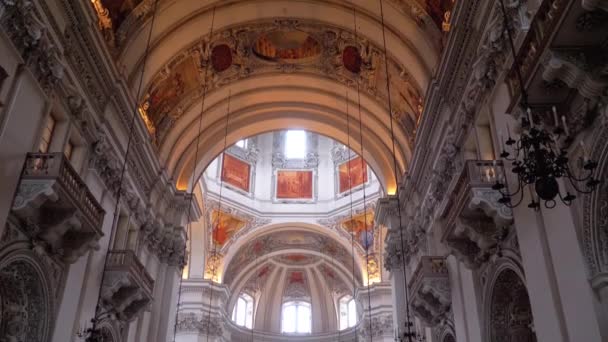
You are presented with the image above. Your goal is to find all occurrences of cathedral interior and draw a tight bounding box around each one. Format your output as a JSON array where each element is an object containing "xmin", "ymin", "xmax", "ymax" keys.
[{"xmin": 0, "ymin": 0, "xmax": 607, "ymax": 341}]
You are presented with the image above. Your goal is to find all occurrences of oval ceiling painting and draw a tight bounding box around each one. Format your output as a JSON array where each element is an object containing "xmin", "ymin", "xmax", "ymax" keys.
[
  {"xmin": 342, "ymin": 46, "xmax": 362, "ymax": 74},
  {"xmin": 254, "ymin": 31, "xmax": 321, "ymax": 62},
  {"xmin": 211, "ymin": 44, "xmax": 233, "ymax": 72}
]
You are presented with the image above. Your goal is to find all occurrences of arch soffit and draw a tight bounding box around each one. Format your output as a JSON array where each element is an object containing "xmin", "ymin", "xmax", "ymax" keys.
[
  {"xmin": 482, "ymin": 259, "xmax": 531, "ymax": 341},
  {"xmin": 225, "ymin": 250, "xmax": 358, "ymax": 303},
  {"xmin": 583, "ymin": 120, "xmax": 608, "ymax": 278},
  {"xmin": 121, "ymin": 0, "xmax": 439, "ymax": 90},
  {"xmin": 220, "ymin": 222, "xmax": 367, "ymax": 283},
  {"xmin": 170, "ymin": 82, "xmax": 409, "ymax": 192}
]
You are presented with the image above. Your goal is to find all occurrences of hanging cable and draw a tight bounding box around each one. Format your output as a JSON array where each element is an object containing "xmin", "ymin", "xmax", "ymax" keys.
[
  {"xmin": 82, "ymin": 1, "xmax": 160, "ymax": 340},
  {"xmin": 205, "ymin": 88, "xmax": 232, "ymax": 342},
  {"xmin": 251, "ymin": 238, "xmax": 260, "ymax": 342},
  {"xmin": 330, "ymin": 242, "xmax": 341, "ymax": 341},
  {"xmin": 171, "ymin": 6, "xmax": 216, "ymax": 341},
  {"xmin": 378, "ymin": 0, "xmax": 415, "ymax": 340},
  {"xmin": 352, "ymin": 8, "xmax": 374, "ymax": 341},
  {"xmin": 344, "ymin": 89, "xmax": 360, "ymax": 342}
]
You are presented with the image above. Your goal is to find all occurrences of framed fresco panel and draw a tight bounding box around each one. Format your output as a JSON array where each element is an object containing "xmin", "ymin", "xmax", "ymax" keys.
[
  {"xmin": 210, "ymin": 210, "xmax": 246, "ymax": 247},
  {"xmin": 342, "ymin": 212, "xmax": 375, "ymax": 250},
  {"xmin": 221, "ymin": 153, "xmax": 251, "ymax": 193},
  {"xmin": 276, "ymin": 170, "xmax": 314, "ymax": 199},
  {"xmin": 338, "ymin": 156, "xmax": 368, "ymax": 194}
]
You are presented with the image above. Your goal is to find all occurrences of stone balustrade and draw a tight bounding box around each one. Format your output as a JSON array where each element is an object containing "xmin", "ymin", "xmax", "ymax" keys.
[
  {"xmin": 408, "ymin": 256, "xmax": 451, "ymax": 326},
  {"xmin": 441, "ymin": 160, "xmax": 511, "ymax": 268},
  {"xmin": 102, "ymin": 250, "xmax": 155, "ymax": 321},
  {"xmin": 11, "ymin": 153, "xmax": 105, "ymax": 263}
]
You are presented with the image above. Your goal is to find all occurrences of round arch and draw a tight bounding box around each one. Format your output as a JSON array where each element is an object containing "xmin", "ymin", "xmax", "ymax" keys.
[
  {"xmin": 98, "ymin": 319, "xmax": 121, "ymax": 342},
  {"xmin": 0, "ymin": 249, "xmax": 54, "ymax": 342},
  {"xmin": 483, "ymin": 260, "xmax": 536, "ymax": 342},
  {"xmin": 583, "ymin": 119, "xmax": 608, "ymax": 290},
  {"xmin": 168, "ymin": 76, "xmax": 409, "ymax": 193},
  {"xmin": 119, "ymin": 0, "xmax": 439, "ymax": 91},
  {"xmin": 219, "ymin": 222, "xmax": 367, "ymax": 281},
  {"xmin": 97, "ymin": 0, "xmax": 442, "ymax": 196}
]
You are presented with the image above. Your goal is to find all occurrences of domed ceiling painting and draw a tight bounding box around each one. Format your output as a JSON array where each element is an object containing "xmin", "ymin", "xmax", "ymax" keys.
[{"xmin": 222, "ymin": 230, "xmax": 361, "ymax": 286}]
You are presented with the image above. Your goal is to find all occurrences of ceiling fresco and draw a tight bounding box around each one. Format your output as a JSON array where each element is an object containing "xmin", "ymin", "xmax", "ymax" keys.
[
  {"xmin": 91, "ymin": 0, "xmax": 448, "ymax": 51},
  {"xmin": 210, "ymin": 210, "xmax": 246, "ymax": 247},
  {"xmin": 341, "ymin": 212, "xmax": 375, "ymax": 250},
  {"xmin": 241, "ymin": 262, "xmax": 276, "ymax": 294},
  {"xmin": 254, "ymin": 31, "xmax": 322, "ymax": 61},
  {"xmin": 221, "ymin": 230, "xmax": 361, "ymax": 286},
  {"xmin": 420, "ymin": 0, "xmax": 456, "ymax": 32},
  {"xmin": 276, "ymin": 254, "xmax": 319, "ymax": 266},
  {"xmin": 284, "ymin": 270, "xmax": 310, "ymax": 300},
  {"xmin": 139, "ymin": 54, "xmax": 202, "ymax": 137},
  {"xmin": 137, "ymin": 19, "xmax": 425, "ymax": 145}
]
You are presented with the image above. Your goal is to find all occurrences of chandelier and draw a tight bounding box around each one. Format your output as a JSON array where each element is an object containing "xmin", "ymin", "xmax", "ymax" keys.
[
  {"xmin": 394, "ymin": 321, "xmax": 426, "ymax": 342},
  {"xmin": 491, "ymin": 0, "xmax": 600, "ymax": 210}
]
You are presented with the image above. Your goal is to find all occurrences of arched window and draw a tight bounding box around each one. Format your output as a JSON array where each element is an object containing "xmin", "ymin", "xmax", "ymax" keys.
[
  {"xmin": 231, "ymin": 293, "xmax": 254, "ymax": 329},
  {"xmin": 284, "ymin": 130, "xmax": 307, "ymax": 159},
  {"xmin": 338, "ymin": 296, "xmax": 357, "ymax": 330},
  {"xmin": 281, "ymin": 301, "xmax": 311, "ymax": 334},
  {"xmin": 235, "ymin": 139, "xmax": 248, "ymax": 149}
]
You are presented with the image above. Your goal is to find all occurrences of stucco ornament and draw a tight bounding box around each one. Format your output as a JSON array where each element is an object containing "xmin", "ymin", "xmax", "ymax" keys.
[
  {"xmin": 139, "ymin": 19, "xmax": 424, "ymax": 146},
  {"xmin": 358, "ymin": 313, "xmax": 394, "ymax": 338}
]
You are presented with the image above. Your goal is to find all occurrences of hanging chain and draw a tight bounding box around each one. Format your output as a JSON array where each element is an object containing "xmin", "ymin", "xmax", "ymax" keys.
[
  {"xmin": 378, "ymin": 0, "xmax": 415, "ymax": 340},
  {"xmin": 171, "ymin": 6, "xmax": 216, "ymax": 341}
]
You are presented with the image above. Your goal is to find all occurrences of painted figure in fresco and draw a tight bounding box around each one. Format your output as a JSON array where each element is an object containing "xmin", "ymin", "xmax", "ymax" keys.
[
  {"xmin": 211, "ymin": 212, "xmax": 244, "ymax": 246},
  {"xmin": 101, "ymin": 0, "xmax": 144, "ymax": 29},
  {"xmin": 147, "ymin": 72, "xmax": 186, "ymax": 124},
  {"xmin": 360, "ymin": 229, "xmax": 374, "ymax": 250}
]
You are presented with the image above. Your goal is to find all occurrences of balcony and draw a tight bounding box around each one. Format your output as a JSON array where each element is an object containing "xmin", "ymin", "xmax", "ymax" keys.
[
  {"xmin": 441, "ymin": 160, "xmax": 512, "ymax": 268},
  {"xmin": 408, "ymin": 256, "xmax": 451, "ymax": 326},
  {"xmin": 11, "ymin": 153, "xmax": 105, "ymax": 263},
  {"xmin": 102, "ymin": 250, "xmax": 155, "ymax": 321}
]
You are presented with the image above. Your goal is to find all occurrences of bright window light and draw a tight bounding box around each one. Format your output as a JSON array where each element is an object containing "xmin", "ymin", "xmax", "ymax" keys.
[
  {"xmin": 284, "ymin": 130, "xmax": 307, "ymax": 159},
  {"xmin": 339, "ymin": 296, "xmax": 357, "ymax": 330},
  {"xmin": 232, "ymin": 293, "xmax": 254, "ymax": 329},
  {"xmin": 236, "ymin": 139, "xmax": 248, "ymax": 149},
  {"xmin": 282, "ymin": 301, "xmax": 311, "ymax": 334}
]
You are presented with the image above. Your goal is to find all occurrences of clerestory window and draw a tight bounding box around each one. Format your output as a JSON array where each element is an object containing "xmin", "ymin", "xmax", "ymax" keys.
[
  {"xmin": 232, "ymin": 293, "xmax": 254, "ymax": 329},
  {"xmin": 236, "ymin": 139, "xmax": 248, "ymax": 149},
  {"xmin": 281, "ymin": 301, "xmax": 311, "ymax": 334},
  {"xmin": 284, "ymin": 130, "xmax": 307, "ymax": 159},
  {"xmin": 339, "ymin": 296, "xmax": 357, "ymax": 330}
]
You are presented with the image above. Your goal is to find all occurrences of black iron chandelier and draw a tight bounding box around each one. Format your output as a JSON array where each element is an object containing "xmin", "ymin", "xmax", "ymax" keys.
[
  {"xmin": 394, "ymin": 320, "xmax": 426, "ymax": 342},
  {"xmin": 492, "ymin": 0, "xmax": 600, "ymax": 210}
]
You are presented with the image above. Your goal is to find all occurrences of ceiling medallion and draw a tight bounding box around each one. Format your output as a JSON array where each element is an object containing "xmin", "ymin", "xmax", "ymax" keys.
[
  {"xmin": 342, "ymin": 46, "xmax": 362, "ymax": 74},
  {"xmin": 211, "ymin": 44, "xmax": 233, "ymax": 72}
]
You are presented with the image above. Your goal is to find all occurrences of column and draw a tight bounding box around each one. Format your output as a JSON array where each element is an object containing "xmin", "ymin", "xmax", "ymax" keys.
[
  {"xmin": 390, "ymin": 266, "xmax": 409, "ymax": 336},
  {"xmin": 491, "ymin": 84, "xmax": 604, "ymax": 342},
  {"xmin": 0, "ymin": 32, "xmax": 48, "ymax": 236},
  {"xmin": 446, "ymin": 256, "xmax": 483, "ymax": 342},
  {"xmin": 537, "ymin": 196, "xmax": 604, "ymax": 341},
  {"xmin": 189, "ymin": 219, "xmax": 206, "ymax": 278},
  {"xmin": 51, "ymin": 254, "xmax": 88, "ymax": 342},
  {"xmin": 158, "ymin": 266, "xmax": 181, "ymax": 342},
  {"xmin": 377, "ymin": 196, "xmax": 407, "ymax": 339},
  {"xmin": 356, "ymin": 283, "xmax": 395, "ymax": 342},
  {"xmin": 146, "ymin": 260, "xmax": 167, "ymax": 341}
]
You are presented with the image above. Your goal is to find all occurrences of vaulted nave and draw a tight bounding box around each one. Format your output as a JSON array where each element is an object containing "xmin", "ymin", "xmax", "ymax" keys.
[{"xmin": 0, "ymin": 0, "xmax": 607, "ymax": 341}]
